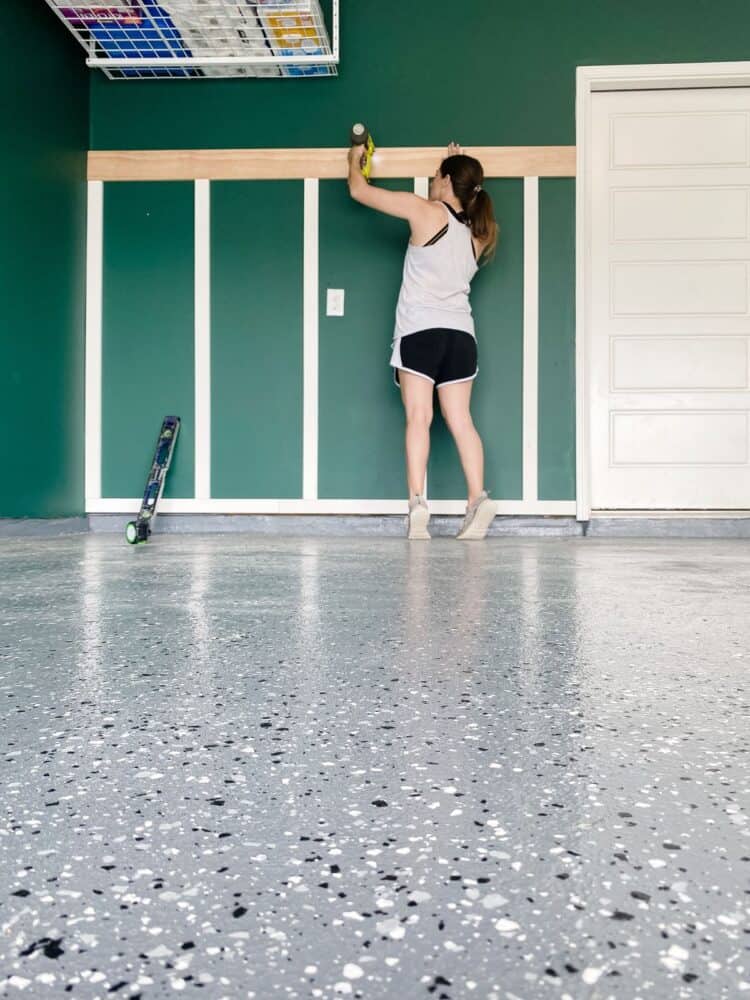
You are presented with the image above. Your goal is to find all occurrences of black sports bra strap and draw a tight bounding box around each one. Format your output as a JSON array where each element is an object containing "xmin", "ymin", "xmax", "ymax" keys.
[{"xmin": 442, "ymin": 201, "xmax": 469, "ymax": 224}]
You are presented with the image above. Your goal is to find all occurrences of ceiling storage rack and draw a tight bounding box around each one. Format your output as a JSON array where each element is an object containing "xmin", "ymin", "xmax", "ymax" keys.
[{"xmin": 44, "ymin": 0, "xmax": 339, "ymax": 79}]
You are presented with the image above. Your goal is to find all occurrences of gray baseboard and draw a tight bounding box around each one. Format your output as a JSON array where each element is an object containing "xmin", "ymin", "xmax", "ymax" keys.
[
  {"xmin": 4, "ymin": 514, "xmax": 749, "ymax": 541},
  {"xmin": 88, "ymin": 513, "xmax": 584, "ymax": 537},
  {"xmin": 0, "ymin": 517, "xmax": 89, "ymax": 538},
  {"xmin": 586, "ymin": 516, "xmax": 750, "ymax": 538}
]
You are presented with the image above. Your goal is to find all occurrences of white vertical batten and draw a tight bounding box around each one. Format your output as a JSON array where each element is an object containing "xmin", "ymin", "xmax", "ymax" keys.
[
  {"xmin": 414, "ymin": 177, "xmax": 430, "ymax": 499},
  {"xmin": 575, "ymin": 66, "xmax": 592, "ymax": 521},
  {"xmin": 523, "ymin": 176, "xmax": 539, "ymax": 503},
  {"xmin": 303, "ymin": 178, "xmax": 319, "ymax": 500},
  {"xmin": 85, "ymin": 181, "xmax": 104, "ymax": 507},
  {"xmin": 414, "ymin": 177, "xmax": 429, "ymax": 198},
  {"xmin": 194, "ymin": 180, "xmax": 211, "ymax": 499}
]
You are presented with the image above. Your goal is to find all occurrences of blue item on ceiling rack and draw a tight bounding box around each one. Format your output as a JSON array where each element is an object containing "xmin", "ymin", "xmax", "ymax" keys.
[
  {"xmin": 281, "ymin": 49, "xmax": 328, "ymax": 78},
  {"xmin": 73, "ymin": 0, "xmax": 197, "ymax": 78}
]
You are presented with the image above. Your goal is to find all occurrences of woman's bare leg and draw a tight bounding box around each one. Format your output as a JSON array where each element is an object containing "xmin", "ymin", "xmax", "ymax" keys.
[
  {"xmin": 436, "ymin": 379, "xmax": 484, "ymax": 504},
  {"xmin": 399, "ymin": 371, "xmax": 434, "ymax": 498}
]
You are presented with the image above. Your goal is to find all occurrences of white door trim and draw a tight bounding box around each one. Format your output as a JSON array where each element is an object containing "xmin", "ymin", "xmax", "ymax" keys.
[{"xmin": 575, "ymin": 61, "xmax": 750, "ymax": 520}]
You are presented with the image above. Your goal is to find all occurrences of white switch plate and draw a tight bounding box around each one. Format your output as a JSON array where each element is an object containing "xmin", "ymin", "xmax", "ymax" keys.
[{"xmin": 326, "ymin": 288, "xmax": 345, "ymax": 317}]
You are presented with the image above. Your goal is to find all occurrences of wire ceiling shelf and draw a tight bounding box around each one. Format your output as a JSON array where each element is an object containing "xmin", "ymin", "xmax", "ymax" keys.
[{"xmin": 44, "ymin": 0, "xmax": 338, "ymax": 79}]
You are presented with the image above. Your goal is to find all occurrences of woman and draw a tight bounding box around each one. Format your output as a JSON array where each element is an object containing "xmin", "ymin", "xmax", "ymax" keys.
[{"xmin": 347, "ymin": 141, "xmax": 499, "ymax": 540}]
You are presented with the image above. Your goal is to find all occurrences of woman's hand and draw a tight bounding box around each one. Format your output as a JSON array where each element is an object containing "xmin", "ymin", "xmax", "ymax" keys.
[
  {"xmin": 447, "ymin": 141, "xmax": 463, "ymax": 156},
  {"xmin": 348, "ymin": 141, "xmax": 369, "ymax": 199},
  {"xmin": 348, "ymin": 143, "xmax": 366, "ymax": 169}
]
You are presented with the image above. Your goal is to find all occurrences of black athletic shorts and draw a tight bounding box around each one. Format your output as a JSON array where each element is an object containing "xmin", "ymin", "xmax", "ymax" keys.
[{"xmin": 392, "ymin": 328, "xmax": 478, "ymax": 388}]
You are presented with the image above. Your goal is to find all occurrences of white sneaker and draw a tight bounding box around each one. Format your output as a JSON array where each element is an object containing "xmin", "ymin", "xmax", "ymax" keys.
[
  {"xmin": 407, "ymin": 494, "xmax": 430, "ymax": 539},
  {"xmin": 456, "ymin": 491, "xmax": 497, "ymax": 540}
]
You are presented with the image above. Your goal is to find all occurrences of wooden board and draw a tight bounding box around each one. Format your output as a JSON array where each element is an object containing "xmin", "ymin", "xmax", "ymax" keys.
[{"xmin": 89, "ymin": 146, "xmax": 576, "ymax": 181}]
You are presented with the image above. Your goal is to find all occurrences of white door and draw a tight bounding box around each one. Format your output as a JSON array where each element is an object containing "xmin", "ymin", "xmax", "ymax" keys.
[{"xmin": 589, "ymin": 87, "xmax": 750, "ymax": 509}]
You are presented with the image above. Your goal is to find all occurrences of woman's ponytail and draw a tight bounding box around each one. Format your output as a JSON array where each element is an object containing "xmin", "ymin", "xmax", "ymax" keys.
[
  {"xmin": 440, "ymin": 154, "xmax": 499, "ymax": 262},
  {"xmin": 466, "ymin": 188, "xmax": 498, "ymax": 262}
]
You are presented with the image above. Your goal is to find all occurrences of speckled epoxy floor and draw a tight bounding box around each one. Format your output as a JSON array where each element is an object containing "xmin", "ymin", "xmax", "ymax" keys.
[{"xmin": 0, "ymin": 534, "xmax": 748, "ymax": 999}]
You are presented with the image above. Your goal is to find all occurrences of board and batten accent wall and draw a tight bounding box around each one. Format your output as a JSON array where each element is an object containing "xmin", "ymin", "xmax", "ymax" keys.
[{"xmin": 85, "ymin": 147, "xmax": 576, "ymax": 516}]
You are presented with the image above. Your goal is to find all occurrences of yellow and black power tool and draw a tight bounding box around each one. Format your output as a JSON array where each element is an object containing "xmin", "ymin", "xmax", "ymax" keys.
[{"xmin": 350, "ymin": 123, "xmax": 375, "ymax": 181}]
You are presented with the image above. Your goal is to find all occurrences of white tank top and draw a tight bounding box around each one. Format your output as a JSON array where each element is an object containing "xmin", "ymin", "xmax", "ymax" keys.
[{"xmin": 394, "ymin": 202, "xmax": 478, "ymax": 342}]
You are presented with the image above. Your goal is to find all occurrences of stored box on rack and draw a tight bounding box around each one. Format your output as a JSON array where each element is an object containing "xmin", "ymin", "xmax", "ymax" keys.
[
  {"xmin": 257, "ymin": 0, "xmax": 329, "ymax": 77},
  {"xmin": 59, "ymin": 0, "xmax": 196, "ymax": 77},
  {"xmin": 164, "ymin": 0, "xmax": 280, "ymax": 78}
]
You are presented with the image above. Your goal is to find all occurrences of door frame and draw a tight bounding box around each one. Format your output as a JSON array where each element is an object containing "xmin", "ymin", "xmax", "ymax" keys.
[{"xmin": 575, "ymin": 61, "xmax": 750, "ymax": 520}]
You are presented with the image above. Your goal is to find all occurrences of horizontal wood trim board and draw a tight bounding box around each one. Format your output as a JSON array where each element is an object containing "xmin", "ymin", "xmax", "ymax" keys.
[{"xmin": 88, "ymin": 146, "xmax": 577, "ymax": 182}]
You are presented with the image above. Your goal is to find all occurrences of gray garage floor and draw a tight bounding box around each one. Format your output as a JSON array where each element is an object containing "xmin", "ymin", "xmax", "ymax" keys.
[{"xmin": 0, "ymin": 535, "xmax": 748, "ymax": 999}]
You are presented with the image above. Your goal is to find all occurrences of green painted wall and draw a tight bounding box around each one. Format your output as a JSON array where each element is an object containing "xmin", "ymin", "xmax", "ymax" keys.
[
  {"xmin": 89, "ymin": 2, "xmax": 750, "ymax": 152},
  {"xmin": 318, "ymin": 179, "xmax": 409, "ymax": 499},
  {"xmin": 101, "ymin": 183, "xmax": 195, "ymax": 499},
  {"xmin": 318, "ymin": 179, "xmax": 525, "ymax": 501},
  {"xmin": 0, "ymin": 4, "xmax": 88, "ymax": 517},
  {"xmin": 211, "ymin": 181, "xmax": 303, "ymax": 499},
  {"xmin": 539, "ymin": 179, "xmax": 577, "ymax": 501}
]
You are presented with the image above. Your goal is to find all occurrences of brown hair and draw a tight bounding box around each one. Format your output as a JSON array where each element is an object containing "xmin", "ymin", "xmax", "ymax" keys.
[{"xmin": 440, "ymin": 154, "xmax": 499, "ymax": 262}]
